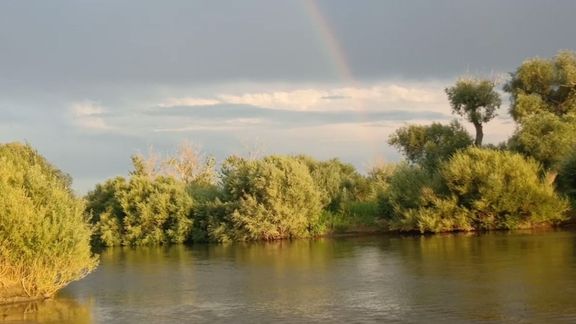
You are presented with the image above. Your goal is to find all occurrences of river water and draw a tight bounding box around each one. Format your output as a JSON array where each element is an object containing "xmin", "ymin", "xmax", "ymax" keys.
[{"xmin": 3, "ymin": 230, "xmax": 576, "ymax": 323}]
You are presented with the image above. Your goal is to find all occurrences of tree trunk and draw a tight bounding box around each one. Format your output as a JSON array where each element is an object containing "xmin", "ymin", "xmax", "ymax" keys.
[{"xmin": 473, "ymin": 123, "xmax": 483, "ymax": 146}]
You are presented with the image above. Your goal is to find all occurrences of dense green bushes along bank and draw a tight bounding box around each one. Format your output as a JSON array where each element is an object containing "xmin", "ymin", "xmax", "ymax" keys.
[
  {"xmin": 0, "ymin": 143, "xmax": 97, "ymax": 304},
  {"xmin": 383, "ymin": 148, "xmax": 568, "ymax": 232},
  {"xmin": 85, "ymin": 144, "xmax": 572, "ymax": 245},
  {"xmin": 85, "ymin": 148, "xmax": 383, "ymax": 245}
]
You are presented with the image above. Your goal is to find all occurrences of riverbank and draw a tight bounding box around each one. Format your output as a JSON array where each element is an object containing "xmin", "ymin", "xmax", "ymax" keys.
[
  {"xmin": 327, "ymin": 216, "xmax": 573, "ymax": 237},
  {"xmin": 0, "ymin": 280, "xmax": 51, "ymax": 306}
]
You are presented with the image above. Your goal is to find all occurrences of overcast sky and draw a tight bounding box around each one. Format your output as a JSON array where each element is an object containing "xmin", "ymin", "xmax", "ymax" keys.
[{"xmin": 1, "ymin": 0, "xmax": 575, "ymax": 192}]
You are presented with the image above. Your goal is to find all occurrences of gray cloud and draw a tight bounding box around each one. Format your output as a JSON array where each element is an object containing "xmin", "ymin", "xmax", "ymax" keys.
[
  {"xmin": 147, "ymin": 104, "xmax": 449, "ymax": 128},
  {"xmin": 0, "ymin": 0, "xmax": 574, "ymax": 93},
  {"xmin": 1, "ymin": 0, "xmax": 571, "ymax": 192},
  {"xmin": 321, "ymin": 95, "xmax": 349, "ymax": 100}
]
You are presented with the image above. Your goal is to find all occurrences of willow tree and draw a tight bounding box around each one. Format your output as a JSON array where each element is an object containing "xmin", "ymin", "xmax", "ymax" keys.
[
  {"xmin": 388, "ymin": 120, "xmax": 473, "ymax": 171},
  {"xmin": 504, "ymin": 51, "xmax": 576, "ymax": 121},
  {"xmin": 504, "ymin": 51, "xmax": 576, "ymax": 176},
  {"xmin": 446, "ymin": 78, "xmax": 502, "ymax": 146}
]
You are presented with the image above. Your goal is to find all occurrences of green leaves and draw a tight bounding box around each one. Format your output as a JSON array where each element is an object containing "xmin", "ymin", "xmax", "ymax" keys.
[
  {"xmin": 0, "ymin": 142, "xmax": 97, "ymax": 301},
  {"xmin": 219, "ymin": 155, "xmax": 323, "ymax": 241},
  {"xmin": 509, "ymin": 112, "xmax": 576, "ymax": 170},
  {"xmin": 556, "ymin": 149, "xmax": 576, "ymax": 207},
  {"xmin": 506, "ymin": 51, "xmax": 576, "ymax": 121},
  {"xmin": 445, "ymin": 78, "xmax": 501, "ymax": 146},
  {"xmin": 386, "ymin": 148, "xmax": 568, "ymax": 233},
  {"xmin": 86, "ymin": 173, "xmax": 194, "ymax": 247},
  {"xmin": 388, "ymin": 120, "xmax": 473, "ymax": 171},
  {"xmin": 446, "ymin": 79, "xmax": 502, "ymax": 124}
]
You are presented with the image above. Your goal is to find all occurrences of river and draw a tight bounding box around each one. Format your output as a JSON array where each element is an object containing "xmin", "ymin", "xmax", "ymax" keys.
[{"xmin": 3, "ymin": 230, "xmax": 576, "ymax": 323}]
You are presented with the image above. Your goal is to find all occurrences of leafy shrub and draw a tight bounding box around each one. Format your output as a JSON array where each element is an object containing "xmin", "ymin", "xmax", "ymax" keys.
[
  {"xmin": 508, "ymin": 112, "xmax": 576, "ymax": 170},
  {"xmin": 377, "ymin": 163, "xmax": 437, "ymax": 220},
  {"xmin": 556, "ymin": 149, "xmax": 576, "ymax": 207},
  {"xmin": 388, "ymin": 120, "xmax": 473, "ymax": 170},
  {"xmin": 297, "ymin": 156, "xmax": 372, "ymax": 212},
  {"xmin": 216, "ymin": 155, "xmax": 324, "ymax": 241},
  {"xmin": 86, "ymin": 159, "xmax": 194, "ymax": 246},
  {"xmin": 0, "ymin": 143, "xmax": 97, "ymax": 302},
  {"xmin": 389, "ymin": 148, "xmax": 568, "ymax": 232}
]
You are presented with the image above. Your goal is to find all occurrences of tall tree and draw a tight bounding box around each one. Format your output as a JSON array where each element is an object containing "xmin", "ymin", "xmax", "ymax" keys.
[
  {"xmin": 446, "ymin": 78, "xmax": 501, "ymax": 146},
  {"xmin": 504, "ymin": 51, "xmax": 576, "ymax": 177},
  {"xmin": 504, "ymin": 50, "xmax": 576, "ymax": 121},
  {"xmin": 388, "ymin": 120, "xmax": 473, "ymax": 171},
  {"xmin": 508, "ymin": 112, "xmax": 576, "ymax": 171}
]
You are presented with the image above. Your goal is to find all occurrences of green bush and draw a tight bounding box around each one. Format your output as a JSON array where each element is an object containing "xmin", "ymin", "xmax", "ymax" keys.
[
  {"xmin": 86, "ymin": 159, "xmax": 194, "ymax": 246},
  {"xmin": 189, "ymin": 197, "xmax": 234, "ymax": 243},
  {"xmin": 377, "ymin": 163, "xmax": 437, "ymax": 220},
  {"xmin": 216, "ymin": 155, "xmax": 324, "ymax": 241},
  {"xmin": 389, "ymin": 148, "xmax": 568, "ymax": 232},
  {"xmin": 556, "ymin": 150, "xmax": 576, "ymax": 207},
  {"xmin": 297, "ymin": 156, "xmax": 372, "ymax": 212},
  {"xmin": 508, "ymin": 112, "xmax": 576, "ymax": 170},
  {"xmin": 0, "ymin": 143, "xmax": 97, "ymax": 302}
]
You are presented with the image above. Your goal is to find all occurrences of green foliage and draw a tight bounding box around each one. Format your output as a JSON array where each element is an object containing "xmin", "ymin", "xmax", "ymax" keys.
[
  {"xmin": 86, "ymin": 160, "xmax": 194, "ymax": 247},
  {"xmin": 392, "ymin": 192, "xmax": 473, "ymax": 233},
  {"xmin": 446, "ymin": 79, "xmax": 502, "ymax": 124},
  {"xmin": 189, "ymin": 198, "xmax": 233, "ymax": 243},
  {"xmin": 0, "ymin": 143, "xmax": 97, "ymax": 301},
  {"xmin": 329, "ymin": 201, "xmax": 381, "ymax": 232},
  {"xmin": 89, "ymin": 151, "xmax": 384, "ymax": 244},
  {"xmin": 367, "ymin": 163, "xmax": 397, "ymax": 193},
  {"xmin": 446, "ymin": 78, "xmax": 501, "ymax": 146},
  {"xmin": 377, "ymin": 163, "xmax": 437, "ymax": 220},
  {"xmin": 216, "ymin": 155, "xmax": 324, "ymax": 241},
  {"xmin": 556, "ymin": 149, "xmax": 576, "ymax": 206},
  {"xmin": 505, "ymin": 51, "xmax": 576, "ymax": 121},
  {"xmin": 388, "ymin": 120, "xmax": 473, "ymax": 170},
  {"xmin": 508, "ymin": 112, "xmax": 576, "ymax": 170},
  {"xmin": 297, "ymin": 156, "xmax": 372, "ymax": 212},
  {"xmin": 439, "ymin": 148, "xmax": 567, "ymax": 228},
  {"xmin": 388, "ymin": 148, "xmax": 568, "ymax": 233}
]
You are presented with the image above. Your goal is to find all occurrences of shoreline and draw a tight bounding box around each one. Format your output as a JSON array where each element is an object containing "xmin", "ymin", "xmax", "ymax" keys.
[
  {"xmin": 0, "ymin": 296, "xmax": 48, "ymax": 307},
  {"xmin": 2, "ymin": 219, "xmax": 572, "ymax": 307}
]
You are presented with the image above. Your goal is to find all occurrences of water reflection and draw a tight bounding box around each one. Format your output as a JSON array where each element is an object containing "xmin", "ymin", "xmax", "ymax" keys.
[
  {"xmin": 13, "ymin": 230, "xmax": 576, "ymax": 323},
  {"xmin": 0, "ymin": 298, "xmax": 91, "ymax": 324},
  {"xmin": 391, "ymin": 231, "xmax": 576, "ymax": 322}
]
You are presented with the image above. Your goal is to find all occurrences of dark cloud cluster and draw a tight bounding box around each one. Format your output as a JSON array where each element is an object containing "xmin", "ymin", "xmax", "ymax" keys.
[{"xmin": 0, "ymin": 0, "xmax": 574, "ymax": 92}]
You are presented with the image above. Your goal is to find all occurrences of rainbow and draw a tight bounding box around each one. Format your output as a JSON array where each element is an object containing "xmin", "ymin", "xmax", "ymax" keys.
[{"xmin": 301, "ymin": 0, "xmax": 382, "ymax": 163}]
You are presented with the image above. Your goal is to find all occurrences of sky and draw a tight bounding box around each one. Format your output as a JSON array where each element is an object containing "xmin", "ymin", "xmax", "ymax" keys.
[{"xmin": 1, "ymin": 0, "xmax": 575, "ymax": 193}]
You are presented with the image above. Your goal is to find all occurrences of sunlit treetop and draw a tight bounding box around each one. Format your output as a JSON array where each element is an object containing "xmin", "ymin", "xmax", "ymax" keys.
[
  {"xmin": 446, "ymin": 78, "xmax": 501, "ymax": 146},
  {"xmin": 505, "ymin": 50, "xmax": 576, "ymax": 121}
]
